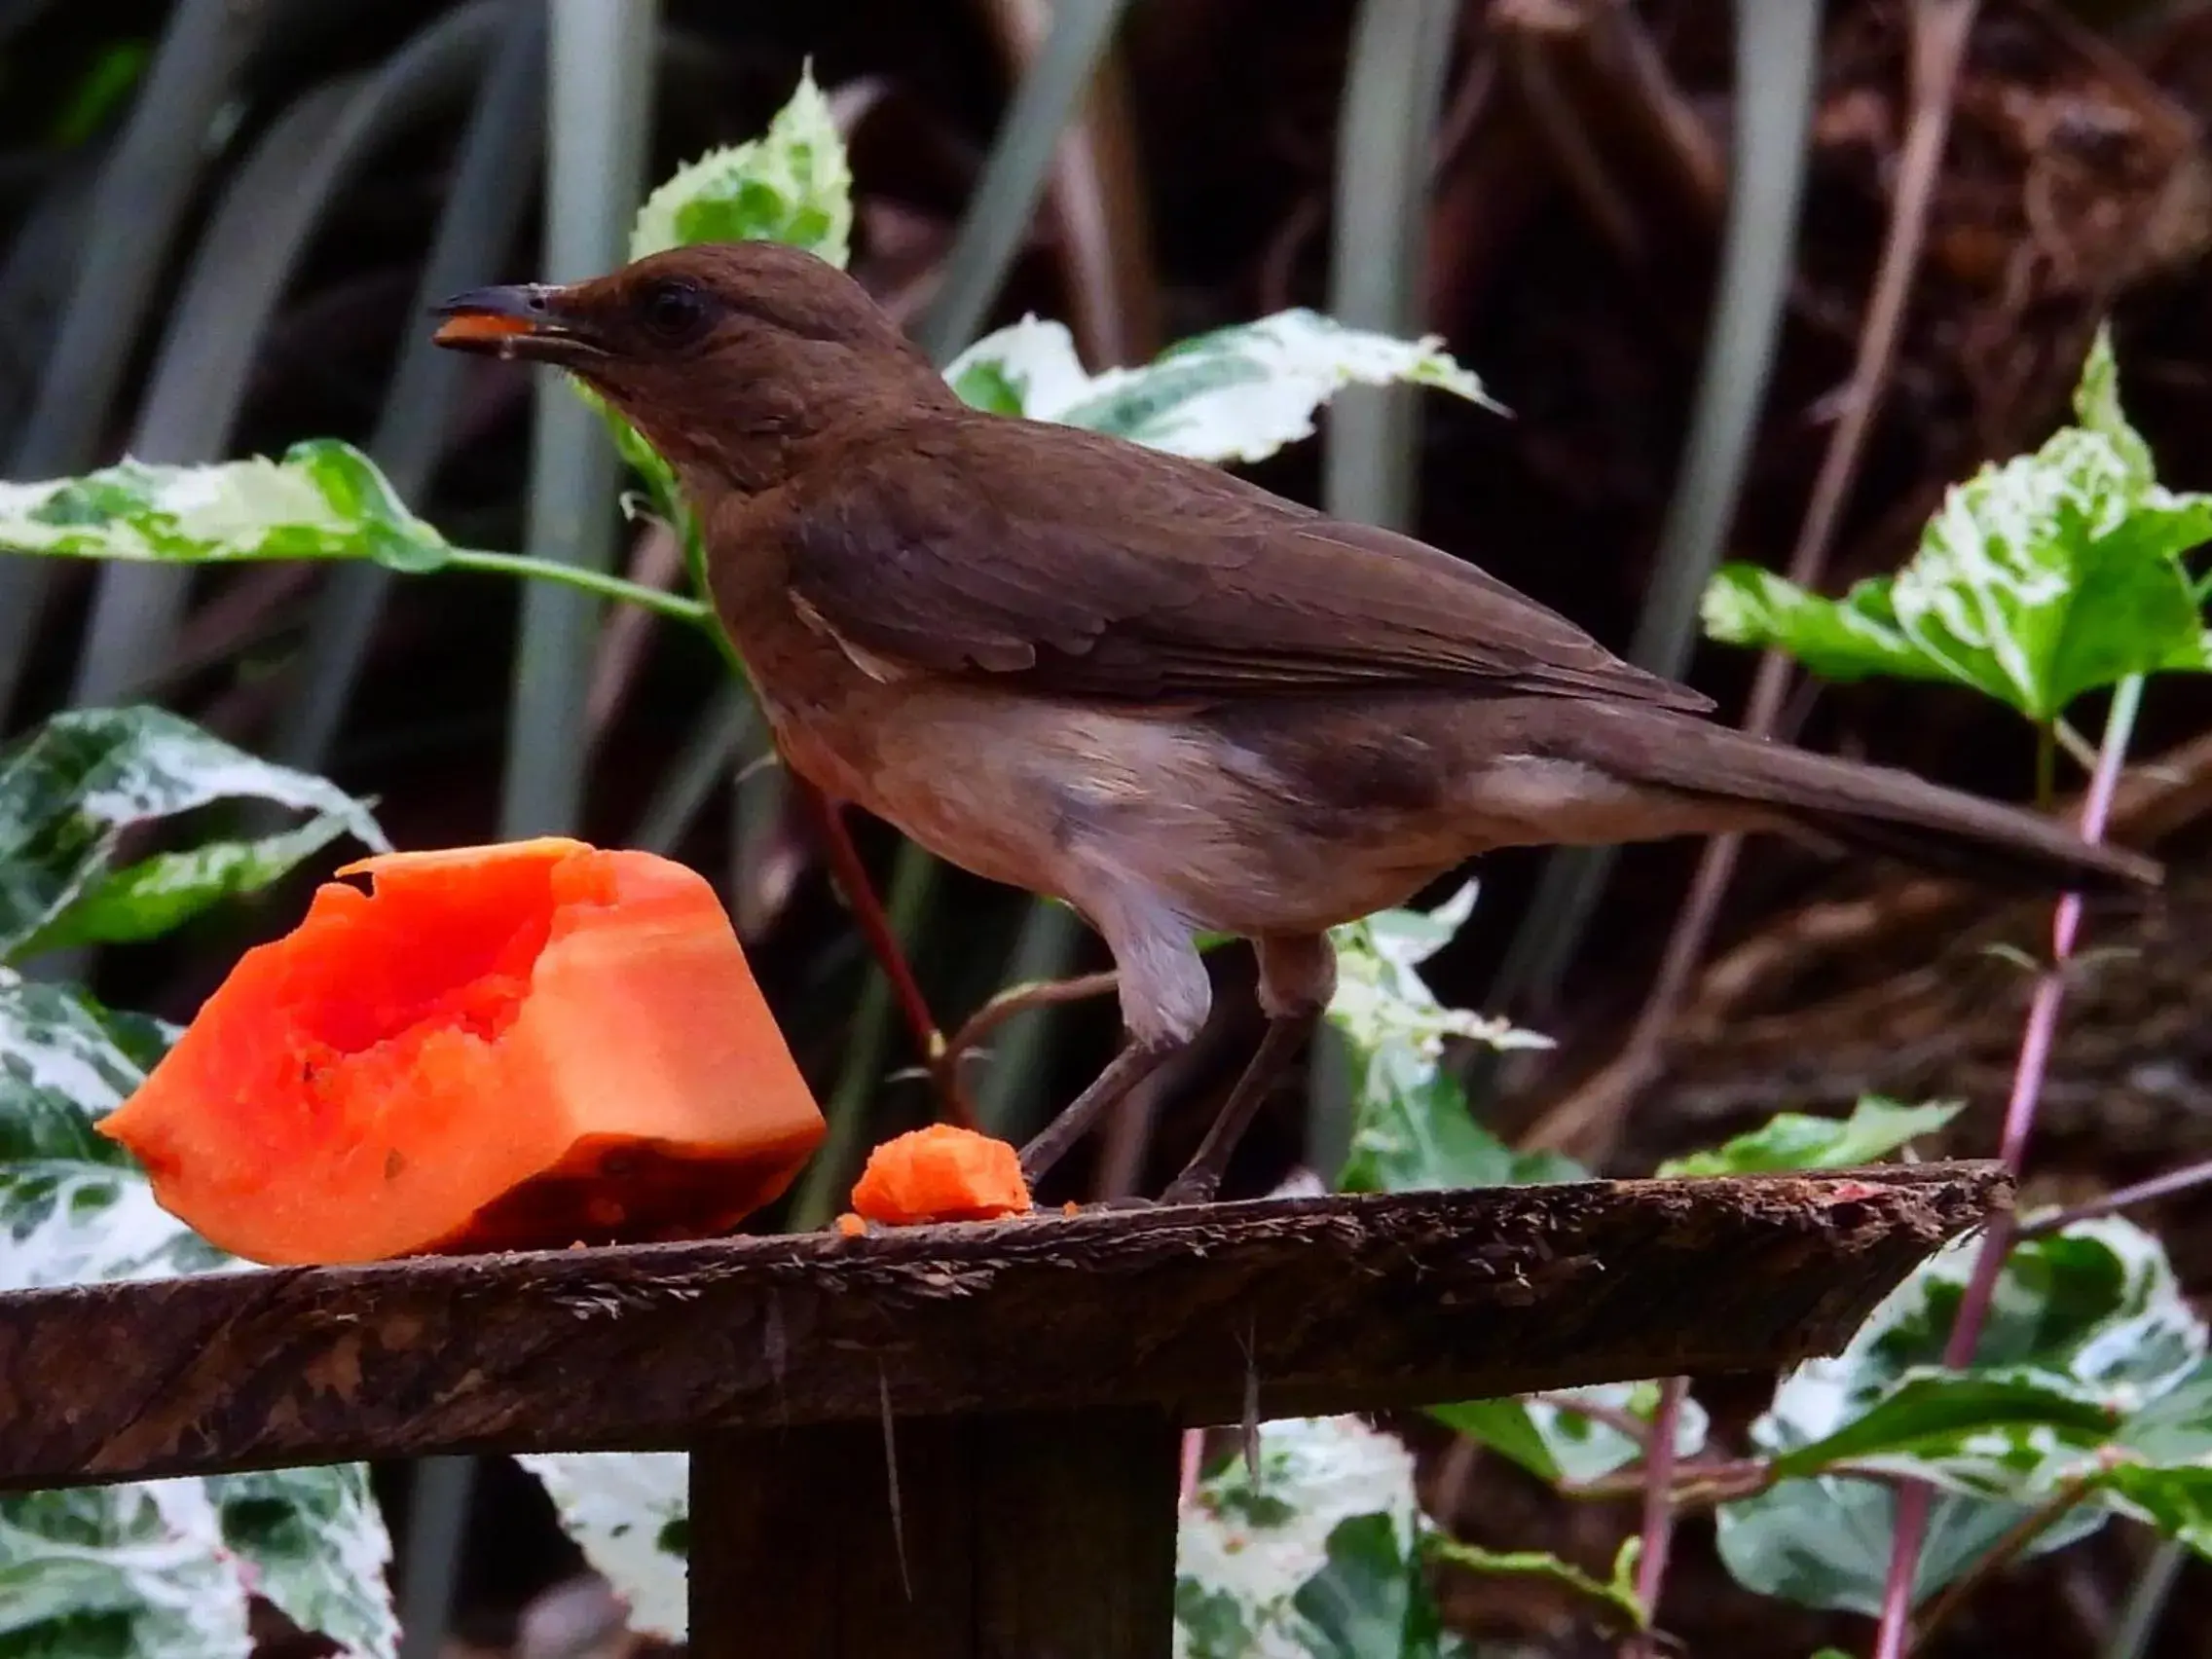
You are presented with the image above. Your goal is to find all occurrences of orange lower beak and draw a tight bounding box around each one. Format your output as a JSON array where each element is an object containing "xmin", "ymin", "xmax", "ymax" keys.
[{"xmin": 430, "ymin": 284, "xmax": 601, "ymax": 363}]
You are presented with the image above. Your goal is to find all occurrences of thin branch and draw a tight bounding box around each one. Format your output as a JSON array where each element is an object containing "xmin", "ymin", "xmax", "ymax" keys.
[
  {"xmin": 940, "ymin": 969, "xmax": 1121, "ymax": 1084},
  {"xmin": 1624, "ymin": 1377, "xmax": 1688, "ymax": 1658},
  {"xmin": 1527, "ymin": 1391, "xmax": 1654, "ymax": 1448},
  {"xmin": 1522, "ymin": 0, "xmax": 1983, "ymax": 1161},
  {"xmin": 2020, "ymin": 1154, "xmax": 2212, "ymax": 1239},
  {"xmin": 1872, "ymin": 676, "xmax": 2145, "ymax": 1659},
  {"xmin": 1910, "ymin": 1476, "xmax": 2098, "ymax": 1648}
]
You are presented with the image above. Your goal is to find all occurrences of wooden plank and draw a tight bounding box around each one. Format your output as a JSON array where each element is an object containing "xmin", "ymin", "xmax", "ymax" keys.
[
  {"xmin": 689, "ymin": 1409, "xmax": 1179, "ymax": 1658},
  {"xmin": 0, "ymin": 1166, "xmax": 2007, "ymax": 1492}
]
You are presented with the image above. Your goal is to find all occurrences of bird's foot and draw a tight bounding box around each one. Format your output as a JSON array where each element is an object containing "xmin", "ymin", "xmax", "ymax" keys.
[{"xmin": 1157, "ymin": 1166, "xmax": 1223, "ymax": 1207}]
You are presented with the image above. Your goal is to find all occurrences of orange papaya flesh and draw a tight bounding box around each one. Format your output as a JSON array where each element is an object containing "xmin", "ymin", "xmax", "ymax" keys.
[
  {"xmin": 96, "ymin": 836, "xmax": 825, "ymax": 1264},
  {"xmin": 850, "ymin": 1123, "xmax": 1034, "ymax": 1226}
]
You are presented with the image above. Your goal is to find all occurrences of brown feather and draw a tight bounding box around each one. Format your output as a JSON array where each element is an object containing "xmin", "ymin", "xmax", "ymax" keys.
[{"xmin": 780, "ymin": 415, "xmax": 1714, "ymax": 715}]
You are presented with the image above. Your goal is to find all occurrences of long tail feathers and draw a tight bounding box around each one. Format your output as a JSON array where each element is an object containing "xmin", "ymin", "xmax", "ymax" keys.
[{"xmin": 1572, "ymin": 708, "xmax": 2162, "ymax": 896}]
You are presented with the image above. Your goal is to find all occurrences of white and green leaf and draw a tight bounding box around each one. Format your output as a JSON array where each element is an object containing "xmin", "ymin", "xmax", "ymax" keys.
[
  {"xmin": 514, "ymin": 1453, "xmax": 687, "ymax": 1643},
  {"xmin": 1325, "ymin": 884, "xmax": 1565, "ymax": 1195},
  {"xmin": 207, "ymin": 1468, "xmax": 397, "ymax": 1659},
  {"xmin": 629, "ymin": 64, "xmax": 851, "ymax": 267},
  {"xmin": 0, "ymin": 706, "xmax": 387, "ymax": 962},
  {"xmin": 1432, "ymin": 1382, "xmax": 1709, "ymax": 1486},
  {"xmin": 1715, "ymin": 1218, "xmax": 2208, "ymax": 1613},
  {"xmin": 0, "ymin": 971, "xmax": 394, "ymax": 1653},
  {"xmin": 0, "ymin": 439, "xmax": 450, "ymax": 575},
  {"xmin": 947, "ymin": 310, "xmax": 1497, "ymax": 465},
  {"xmin": 0, "ymin": 1483, "xmax": 250, "ymax": 1659},
  {"xmin": 0, "ymin": 973, "xmax": 171, "ymax": 1162},
  {"xmin": 1702, "ymin": 329, "xmax": 2212, "ymax": 719},
  {"xmin": 1176, "ymin": 1417, "xmax": 1446, "ymax": 1659}
]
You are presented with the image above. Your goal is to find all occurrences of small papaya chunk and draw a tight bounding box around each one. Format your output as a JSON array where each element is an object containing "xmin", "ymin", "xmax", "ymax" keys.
[
  {"xmin": 97, "ymin": 837, "xmax": 825, "ymax": 1264},
  {"xmin": 850, "ymin": 1123, "xmax": 1034, "ymax": 1225}
]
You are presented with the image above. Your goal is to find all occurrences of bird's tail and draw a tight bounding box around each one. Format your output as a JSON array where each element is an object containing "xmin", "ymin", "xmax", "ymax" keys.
[{"xmin": 1566, "ymin": 706, "xmax": 2161, "ymax": 895}]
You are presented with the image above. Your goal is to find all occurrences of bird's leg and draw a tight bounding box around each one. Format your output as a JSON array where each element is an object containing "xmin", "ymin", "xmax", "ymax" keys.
[
  {"xmin": 1016, "ymin": 885, "xmax": 1211, "ymax": 1191},
  {"xmin": 1017, "ymin": 1038, "xmax": 1181, "ymax": 1188},
  {"xmin": 789, "ymin": 781, "xmax": 956, "ymax": 1112},
  {"xmin": 1160, "ymin": 933, "xmax": 1336, "ymax": 1206}
]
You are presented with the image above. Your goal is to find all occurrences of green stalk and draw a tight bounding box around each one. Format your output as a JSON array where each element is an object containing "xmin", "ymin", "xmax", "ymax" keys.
[{"xmin": 444, "ymin": 546, "xmax": 710, "ymax": 627}]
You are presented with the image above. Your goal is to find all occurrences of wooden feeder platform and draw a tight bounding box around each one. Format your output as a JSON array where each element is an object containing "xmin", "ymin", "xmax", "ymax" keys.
[{"xmin": 0, "ymin": 1165, "xmax": 2008, "ymax": 1657}]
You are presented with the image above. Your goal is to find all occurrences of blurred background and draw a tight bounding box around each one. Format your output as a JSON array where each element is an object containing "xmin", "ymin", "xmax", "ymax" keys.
[{"xmin": 7, "ymin": 0, "xmax": 2212, "ymax": 1653}]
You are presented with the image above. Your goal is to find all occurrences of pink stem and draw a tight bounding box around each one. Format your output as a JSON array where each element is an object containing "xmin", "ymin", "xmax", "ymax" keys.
[
  {"xmin": 1872, "ymin": 1486, "xmax": 1932, "ymax": 1659},
  {"xmin": 1867, "ymin": 680, "xmax": 2141, "ymax": 1657},
  {"xmin": 1178, "ymin": 1427, "xmax": 1204, "ymax": 1508},
  {"xmin": 1628, "ymin": 1377, "xmax": 1688, "ymax": 1652}
]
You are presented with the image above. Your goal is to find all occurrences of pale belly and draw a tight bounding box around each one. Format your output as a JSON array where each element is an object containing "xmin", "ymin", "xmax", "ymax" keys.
[{"xmin": 756, "ymin": 681, "xmax": 1473, "ymax": 940}]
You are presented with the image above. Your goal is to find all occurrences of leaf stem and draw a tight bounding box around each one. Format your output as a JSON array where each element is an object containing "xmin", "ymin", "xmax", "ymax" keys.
[
  {"xmin": 1908, "ymin": 1475, "xmax": 2096, "ymax": 1647},
  {"xmin": 938, "ymin": 968, "xmax": 1122, "ymax": 1117},
  {"xmin": 2019, "ymin": 1154, "xmax": 2212, "ymax": 1238},
  {"xmin": 445, "ymin": 546, "xmax": 713, "ymax": 628},
  {"xmin": 1869, "ymin": 675, "xmax": 2144, "ymax": 1659}
]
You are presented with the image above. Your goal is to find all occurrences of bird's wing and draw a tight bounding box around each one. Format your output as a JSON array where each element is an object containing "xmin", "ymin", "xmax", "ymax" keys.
[{"xmin": 774, "ymin": 414, "xmax": 1713, "ymax": 714}]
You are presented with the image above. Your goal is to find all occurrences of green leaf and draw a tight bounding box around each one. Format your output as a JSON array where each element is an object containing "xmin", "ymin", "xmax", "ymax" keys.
[
  {"xmin": 1336, "ymin": 1054, "xmax": 1582, "ymax": 1194},
  {"xmin": 1293, "ymin": 1512, "xmax": 1460, "ymax": 1659},
  {"xmin": 1427, "ymin": 1534, "xmax": 1646, "ymax": 1633},
  {"xmin": 1326, "ymin": 885, "xmax": 1564, "ymax": 1195},
  {"xmin": 1700, "ymin": 566, "xmax": 1951, "ymax": 688},
  {"xmin": 207, "ymin": 1468, "xmax": 397, "ymax": 1659},
  {"xmin": 20, "ymin": 813, "xmax": 353, "ymax": 958},
  {"xmin": 1177, "ymin": 1418, "xmax": 1442, "ymax": 1658},
  {"xmin": 1701, "ymin": 339, "xmax": 2212, "ymax": 720},
  {"xmin": 2073, "ymin": 324, "xmax": 2155, "ymax": 490},
  {"xmin": 0, "ymin": 1485, "xmax": 251, "ymax": 1658},
  {"xmin": 0, "ymin": 706, "xmax": 387, "ymax": 962},
  {"xmin": 514, "ymin": 1453, "xmax": 689, "ymax": 1643},
  {"xmin": 943, "ymin": 310, "xmax": 1498, "ymax": 464},
  {"xmin": 0, "ymin": 973, "xmax": 395, "ymax": 1654},
  {"xmin": 0, "ymin": 974, "xmax": 171, "ymax": 1164},
  {"xmin": 1767, "ymin": 1370, "xmax": 2119, "ymax": 1481},
  {"xmin": 1431, "ymin": 1382, "xmax": 1708, "ymax": 1486},
  {"xmin": 1715, "ymin": 1218, "xmax": 2205, "ymax": 1614},
  {"xmin": 1657, "ymin": 1096, "xmax": 1962, "ymax": 1178},
  {"xmin": 594, "ymin": 66, "xmax": 858, "ymax": 610},
  {"xmin": 0, "ymin": 439, "xmax": 452, "ymax": 574},
  {"xmin": 630, "ymin": 65, "xmax": 852, "ymax": 268},
  {"xmin": 0, "ymin": 972, "xmax": 228, "ymax": 1290},
  {"xmin": 2099, "ymin": 1463, "xmax": 2212, "ymax": 1557},
  {"xmin": 948, "ymin": 358, "xmax": 1026, "ymax": 416},
  {"xmin": 1714, "ymin": 1472, "xmax": 2104, "ymax": 1619}
]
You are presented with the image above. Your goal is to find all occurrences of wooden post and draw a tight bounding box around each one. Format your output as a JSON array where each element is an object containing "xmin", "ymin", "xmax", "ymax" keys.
[{"xmin": 691, "ymin": 1410, "xmax": 1180, "ymax": 1658}]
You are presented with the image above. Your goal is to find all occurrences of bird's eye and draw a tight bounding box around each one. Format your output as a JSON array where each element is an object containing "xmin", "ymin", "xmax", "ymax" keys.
[{"xmin": 635, "ymin": 276, "xmax": 711, "ymax": 346}]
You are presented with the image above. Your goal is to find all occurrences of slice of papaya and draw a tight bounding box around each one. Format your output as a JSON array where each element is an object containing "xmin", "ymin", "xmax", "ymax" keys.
[{"xmin": 97, "ymin": 836, "xmax": 825, "ymax": 1264}]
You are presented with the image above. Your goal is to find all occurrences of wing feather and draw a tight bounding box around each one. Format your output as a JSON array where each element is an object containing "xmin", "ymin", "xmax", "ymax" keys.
[{"xmin": 776, "ymin": 415, "xmax": 1713, "ymax": 714}]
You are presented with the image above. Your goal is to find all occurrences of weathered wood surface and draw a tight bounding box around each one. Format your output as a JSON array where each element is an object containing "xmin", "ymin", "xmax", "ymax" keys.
[{"xmin": 0, "ymin": 1166, "xmax": 2007, "ymax": 1492}]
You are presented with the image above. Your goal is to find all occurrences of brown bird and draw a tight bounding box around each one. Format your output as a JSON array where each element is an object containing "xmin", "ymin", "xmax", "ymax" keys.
[{"xmin": 432, "ymin": 241, "xmax": 2160, "ymax": 1204}]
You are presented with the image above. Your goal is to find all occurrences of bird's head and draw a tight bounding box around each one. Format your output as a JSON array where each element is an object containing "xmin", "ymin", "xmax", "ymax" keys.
[{"xmin": 430, "ymin": 241, "xmax": 950, "ymax": 488}]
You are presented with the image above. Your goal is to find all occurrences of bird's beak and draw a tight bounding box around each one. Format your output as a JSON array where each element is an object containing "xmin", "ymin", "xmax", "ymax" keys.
[{"xmin": 429, "ymin": 283, "xmax": 607, "ymax": 363}]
